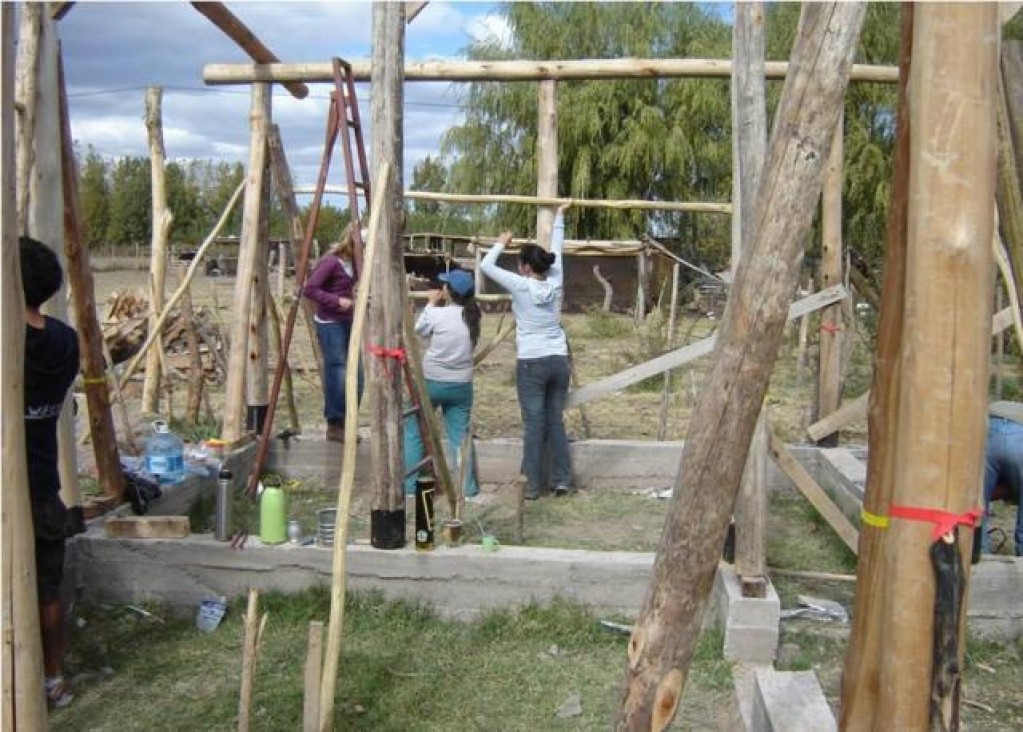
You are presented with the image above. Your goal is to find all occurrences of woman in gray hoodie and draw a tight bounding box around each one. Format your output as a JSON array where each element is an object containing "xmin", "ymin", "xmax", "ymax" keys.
[{"xmin": 480, "ymin": 203, "xmax": 572, "ymax": 499}]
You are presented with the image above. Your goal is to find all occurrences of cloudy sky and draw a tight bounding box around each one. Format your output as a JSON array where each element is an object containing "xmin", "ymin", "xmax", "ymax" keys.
[{"xmin": 59, "ymin": 2, "xmax": 510, "ymax": 191}]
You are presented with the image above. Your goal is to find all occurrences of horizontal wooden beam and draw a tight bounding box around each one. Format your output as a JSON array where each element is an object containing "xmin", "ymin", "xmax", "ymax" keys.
[
  {"xmin": 191, "ymin": 2, "xmax": 309, "ymax": 100},
  {"xmin": 296, "ymin": 186, "xmax": 732, "ymax": 214},
  {"xmin": 203, "ymin": 58, "xmax": 899, "ymax": 86},
  {"xmin": 567, "ymin": 284, "xmax": 849, "ymax": 408}
]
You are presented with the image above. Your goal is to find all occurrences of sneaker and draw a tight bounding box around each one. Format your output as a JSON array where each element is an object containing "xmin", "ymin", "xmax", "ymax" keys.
[
  {"xmin": 552, "ymin": 485, "xmax": 570, "ymax": 497},
  {"xmin": 325, "ymin": 423, "xmax": 345, "ymax": 443},
  {"xmin": 46, "ymin": 677, "xmax": 73, "ymax": 709},
  {"xmin": 524, "ymin": 490, "xmax": 541, "ymax": 501}
]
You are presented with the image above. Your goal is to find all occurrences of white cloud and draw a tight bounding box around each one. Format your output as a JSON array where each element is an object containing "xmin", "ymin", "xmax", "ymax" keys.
[{"xmin": 464, "ymin": 12, "xmax": 513, "ymax": 48}]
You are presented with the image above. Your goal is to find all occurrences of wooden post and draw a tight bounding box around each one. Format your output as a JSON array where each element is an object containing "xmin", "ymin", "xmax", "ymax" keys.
[
  {"xmin": 276, "ymin": 240, "xmax": 287, "ymax": 300},
  {"xmin": 178, "ymin": 264, "xmax": 204, "ymax": 426},
  {"xmin": 731, "ymin": 0, "xmax": 769, "ymax": 594},
  {"xmin": 245, "ymin": 93, "xmax": 271, "ymax": 435},
  {"xmin": 266, "ymin": 123, "xmax": 325, "ymax": 389},
  {"xmin": 237, "ymin": 587, "xmax": 266, "ymax": 732},
  {"xmin": 318, "ymin": 164, "xmax": 389, "ymax": 732},
  {"xmin": 614, "ymin": 5, "xmax": 865, "ymax": 728},
  {"xmin": 14, "ymin": 2, "xmax": 40, "ymax": 231},
  {"xmin": 536, "ymin": 79, "xmax": 557, "ymax": 247},
  {"xmin": 367, "ymin": 1, "xmax": 407, "ymax": 549},
  {"xmin": 656, "ymin": 262, "xmax": 681, "ymax": 441},
  {"xmin": 634, "ymin": 251, "xmax": 648, "ymax": 321},
  {"xmin": 266, "ymin": 291, "xmax": 300, "ymax": 433},
  {"xmin": 302, "ymin": 621, "xmax": 323, "ymax": 732},
  {"xmin": 1, "ymin": 5, "xmax": 48, "ymax": 726},
  {"xmin": 223, "ymin": 83, "xmax": 271, "ymax": 442},
  {"xmin": 816, "ymin": 108, "xmax": 845, "ymax": 446},
  {"xmin": 874, "ymin": 7, "xmax": 997, "ymax": 728},
  {"xmin": 58, "ymin": 51, "xmax": 126, "ymax": 503},
  {"xmin": 995, "ymin": 43, "xmax": 1023, "ymax": 311},
  {"xmin": 143, "ymin": 86, "xmax": 172, "ymax": 415},
  {"xmin": 20, "ymin": 6, "xmax": 81, "ymax": 512},
  {"xmin": 474, "ymin": 248, "xmax": 484, "ymax": 296}
]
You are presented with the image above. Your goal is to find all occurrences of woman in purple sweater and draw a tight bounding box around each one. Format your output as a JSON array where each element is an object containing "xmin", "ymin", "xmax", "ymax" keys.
[{"xmin": 303, "ymin": 223, "xmax": 363, "ymax": 442}]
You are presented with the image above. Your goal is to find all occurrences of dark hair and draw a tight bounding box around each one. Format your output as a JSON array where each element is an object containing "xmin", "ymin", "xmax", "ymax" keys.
[
  {"xmin": 448, "ymin": 289, "xmax": 482, "ymax": 347},
  {"xmin": 20, "ymin": 236, "xmax": 63, "ymax": 309},
  {"xmin": 519, "ymin": 244, "xmax": 556, "ymax": 275}
]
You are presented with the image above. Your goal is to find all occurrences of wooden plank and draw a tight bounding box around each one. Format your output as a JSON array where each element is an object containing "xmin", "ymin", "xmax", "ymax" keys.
[
  {"xmin": 568, "ymin": 284, "xmax": 849, "ymax": 408},
  {"xmin": 190, "ymin": 2, "xmax": 308, "ymax": 99},
  {"xmin": 766, "ymin": 431, "xmax": 858, "ymax": 555},
  {"xmin": 807, "ymin": 306, "xmax": 1012, "ymax": 443},
  {"xmin": 104, "ymin": 516, "xmax": 190, "ymax": 539},
  {"xmin": 204, "ymin": 57, "xmax": 899, "ymax": 85}
]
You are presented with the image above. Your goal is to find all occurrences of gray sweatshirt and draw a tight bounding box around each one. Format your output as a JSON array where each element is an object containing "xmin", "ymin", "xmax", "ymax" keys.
[{"xmin": 480, "ymin": 214, "xmax": 568, "ymax": 360}]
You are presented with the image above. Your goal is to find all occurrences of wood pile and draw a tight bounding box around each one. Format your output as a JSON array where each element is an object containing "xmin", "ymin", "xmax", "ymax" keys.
[{"xmin": 101, "ymin": 289, "xmax": 228, "ymax": 381}]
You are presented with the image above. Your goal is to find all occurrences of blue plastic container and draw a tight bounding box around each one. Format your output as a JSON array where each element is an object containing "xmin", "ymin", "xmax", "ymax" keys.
[{"xmin": 145, "ymin": 420, "xmax": 185, "ymax": 485}]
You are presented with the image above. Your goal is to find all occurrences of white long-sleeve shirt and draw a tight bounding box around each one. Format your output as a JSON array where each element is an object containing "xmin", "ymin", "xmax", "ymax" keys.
[
  {"xmin": 480, "ymin": 213, "xmax": 568, "ymax": 359},
  {"xmin": 416, "ymin": 304, "xmax": 474, "ymax": 382}
]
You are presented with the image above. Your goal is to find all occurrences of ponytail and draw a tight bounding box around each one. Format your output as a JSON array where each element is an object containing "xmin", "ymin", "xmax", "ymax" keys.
[
  {"xmin": 519, "ymin": 244, "xmax": 556, "ymax": 275},
  {"xmin": 449, "ymin": 290, "xmax": 482, "ymax": 347}
]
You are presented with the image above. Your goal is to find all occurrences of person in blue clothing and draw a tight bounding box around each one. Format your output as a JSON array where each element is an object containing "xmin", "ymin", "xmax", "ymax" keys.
[
  {"xmin": 981, "ymin": 401, "xmax": 1023, "ymax": 556},
  {"xmin": 480, "ymin": 202, "xmax": 573, "ymax": 500},
  {"xmin": 404, "ymin": 269, "xmax": 482, "ymax": 498},
  {"xmin": 21, "ymin": 236, "xmax": 80, "ymax": 708}
]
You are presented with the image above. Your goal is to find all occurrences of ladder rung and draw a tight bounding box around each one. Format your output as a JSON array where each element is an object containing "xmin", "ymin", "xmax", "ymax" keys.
[
  {"xmin": 403, "ymin": 457, "xmax": 433, "ymax": 480},
  {"xmin": 402, "ymin": 405, "xmax": 421, "ymax": 420}
]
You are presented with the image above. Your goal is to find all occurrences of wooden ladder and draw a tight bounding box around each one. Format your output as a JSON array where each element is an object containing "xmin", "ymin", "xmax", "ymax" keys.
[{"xmin": 248, "ymin": 57, "xmax": 372, "ymax": 493}]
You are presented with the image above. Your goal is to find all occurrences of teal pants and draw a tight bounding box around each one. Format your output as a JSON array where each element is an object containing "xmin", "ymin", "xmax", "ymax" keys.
[{"xmin": 404, "ymin": 379, "xmax": 478, "ymax": 497}]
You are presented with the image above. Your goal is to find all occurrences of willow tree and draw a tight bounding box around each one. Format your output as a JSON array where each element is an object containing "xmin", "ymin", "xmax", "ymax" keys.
[{"xmin": 442, "ymin": 2, "xmax": 732, "ymax": 257}]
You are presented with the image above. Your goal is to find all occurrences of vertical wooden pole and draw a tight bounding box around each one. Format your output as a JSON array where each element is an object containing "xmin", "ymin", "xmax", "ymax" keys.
[
  {"xmin": 302, "ymin": 621, "xmax": 324, "ymax": 732},
  {"xmin": 58, "ymin": 51, "xmax": 126, "ymax": 504},
  {"xmin": 536, "ymin": 79, "xmax": 558, "ymax": 248},
  {"xmin": 143, "ymin": 86, "xmax": 172, "ymax": 415},
  {"xmin": 731, "ymin": 0, "xmax": 769, "ymax": 593},
  {"xmin": 656, "ymin": 262, "xmax": 681, "ymax": 441},
  {"xmin": 875, "ymin": 7, "xmax": 997, "ymax": 728},
  {"xmin": 996, "ymin": 43, "xmax": 1023, "ymax": 315},
  {"xmin": 474, "ymin": 248, "xmax": 484, "ymax": 295},
  {"xmin": 266, "ymin": 123, "xmax": 325, "ymax": 388},
  {"xmin": 614, "ymin": 5, "xmax": 865, "ymax": 728},
  {"xmin": 277, "ymin": 240, "xmax": 288, "ymax": 300},
  {"xmin": 20, "ymin": 6, "xmax": 80, "ymax": 511},
  {"xmin": 14, "ymin": 3, "xmax": 39, "ymax": 233},
  {"xmin": 223, "ymin": 83, "xmax": 270, "ymax": 442},
  {"xmin": 178, "ymin": 263, "xmax": 204, "ymax": 426},
  {"xmin": 367, "ymin": 2, "xmax": 407, "ymax": 548},
  {"xmin": 816, "ymin": 109, "xmax": 845, "ymax": 446},
  {"xmin": 245, "ymin": 92, "xmax": 271, "ymax": 435},
  {"xmin": 2, "ymin": 5, "xmax": 48, "ymax": 726}
]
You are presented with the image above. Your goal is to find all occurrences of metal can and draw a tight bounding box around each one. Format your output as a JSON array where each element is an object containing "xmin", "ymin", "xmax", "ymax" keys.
[{"xmin": 287, "ymin": 519, "xmax": 302, "ymax": 544}]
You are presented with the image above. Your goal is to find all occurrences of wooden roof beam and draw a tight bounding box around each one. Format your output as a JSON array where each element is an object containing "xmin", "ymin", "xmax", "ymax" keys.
[
  {"xmin": 191, "ymin": 2, "xmax": 309, "ymax": 99},
  {"xmin": 204, "ymin": 57, "xmax": 900, "ymax": 85},
  {"xmin": 51, "ymin": 3, "xmax": 75, "ymax": 20},
  {"xmin": 405, "ymin": 2, "xmax": 429, "ymax": 24}
]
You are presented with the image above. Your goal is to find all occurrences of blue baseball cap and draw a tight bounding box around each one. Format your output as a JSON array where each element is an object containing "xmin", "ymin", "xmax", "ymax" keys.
[{"xmin": 439, "ymin": 269, "xmax": 474, "ymax": 296}]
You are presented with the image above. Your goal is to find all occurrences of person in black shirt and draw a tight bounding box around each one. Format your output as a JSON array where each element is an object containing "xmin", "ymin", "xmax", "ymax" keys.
[{"xmin": 21, "ymin": 236, "xmax": 80, "ymax": 708}]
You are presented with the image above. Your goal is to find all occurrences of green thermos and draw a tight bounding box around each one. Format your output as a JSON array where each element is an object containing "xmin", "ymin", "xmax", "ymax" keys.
[{"xmin": 259, "ymin": 482, "xmax": 287, "ymax": 545}]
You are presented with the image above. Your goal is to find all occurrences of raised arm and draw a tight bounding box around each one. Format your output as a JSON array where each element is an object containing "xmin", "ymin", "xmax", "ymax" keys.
[
  {"xmin": 548, "ymin": 202, "xmax": 570, "ymax": 287},
  {"xmin": 480, "ymin": 231, "xmax": 525, "ymax": 293}
]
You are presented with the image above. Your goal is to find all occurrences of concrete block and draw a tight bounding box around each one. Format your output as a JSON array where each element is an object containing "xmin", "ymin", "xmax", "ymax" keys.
[
  {"xmin": 751, "ymin": 668, "xmax": 836, "ymax": 732},
  {"xmin": 967, "ymin": 555, "xmax": 1023, "ymax": 640},
  {"xmin": 715, "ymin": 564, "xmax": 781, "ymax": 664}
]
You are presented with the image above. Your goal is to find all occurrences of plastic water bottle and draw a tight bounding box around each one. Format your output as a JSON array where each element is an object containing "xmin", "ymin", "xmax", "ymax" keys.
[
  {"xmin": 145, "ymin": 420, "xmax": 185, "ymax": 485},
  {"xmin": 259, "ymin": 482, "xmax": 287, "ymax": 545}
]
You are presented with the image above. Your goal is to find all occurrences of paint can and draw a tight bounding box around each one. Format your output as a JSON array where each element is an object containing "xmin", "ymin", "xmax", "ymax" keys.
[
  {"xmin": 441, "ymin": 519, "xmax": 463, "ymax": 545},
  {"xmin": 317, "ymin": 508, "xmax": 337, "ymax": 547}
]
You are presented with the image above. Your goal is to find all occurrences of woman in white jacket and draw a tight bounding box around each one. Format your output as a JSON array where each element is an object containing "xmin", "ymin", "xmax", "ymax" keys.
[{"xmin": 480, "ymin": 203, "xmax": 572, "ymax": 500}]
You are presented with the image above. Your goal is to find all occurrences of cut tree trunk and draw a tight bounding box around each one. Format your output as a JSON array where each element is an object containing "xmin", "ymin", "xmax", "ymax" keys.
[
  {"xmin": 614, "ymin": 5, "xmax": 866, "ymax": 729},
  {"xmin": 2, "ymin": 5, "xmax": 48, "ymax": 725},
  {"xmin": 874, "ymin": 6, "xmax": 997, "ymax": 729},
  {"xmin": 536, "ymin": 79, "xmax": 557, "ymax": 248},
  {"xmin": 244, "ymin": 89, "xmax": 271, "ymax": 434},
  {"xmin": 592, "ymin": 264, "xmax": 613, "ymax": 311},
  {"xmin": 143, "ymin": 86, "xmax": 172, "ymax": 415}
]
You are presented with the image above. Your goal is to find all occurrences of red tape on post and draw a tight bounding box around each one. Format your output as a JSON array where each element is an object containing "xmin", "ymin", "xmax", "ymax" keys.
[
  {"xmin": 368, "ymin": 345, "xmax": 407, "ymax": 379},
  {"xmin": 887, "ymin": 504, "xmax": 983, "ymax": 542}
]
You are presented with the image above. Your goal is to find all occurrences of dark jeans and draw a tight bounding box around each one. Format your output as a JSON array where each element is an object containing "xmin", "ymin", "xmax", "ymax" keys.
[
  {"xmin": 315, "ymin": 320, "xmax": 363, "ymax": 424},
  {"xmin": 516, "ymin": 355, "xmax": 572, "ymax": 495},
  {"xmin": 983, "ymin": 415, "xmax": 1023, "ymax": 556}
]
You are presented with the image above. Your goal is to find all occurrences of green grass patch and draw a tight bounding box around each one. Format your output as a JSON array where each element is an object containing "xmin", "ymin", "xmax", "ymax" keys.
[{"xmin": 54, "ymin": 590, "xmax": 733, "ymax": 731}]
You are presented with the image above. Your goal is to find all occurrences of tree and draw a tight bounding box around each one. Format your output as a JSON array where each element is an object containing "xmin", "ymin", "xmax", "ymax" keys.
[
  {"xmin": 166, "ymin": 160, "xmax": 202, "ymax": 244},
  {"xmin": 77, "ymin": 145, "xmax": 110, "ymax": 251},
  {"xmin": 106, "ymin": 156, "xmax": 151, "ymax": 247},
  {"xmin": 442, "ymin": 2, "xmax": 732, "ymax": 261}
]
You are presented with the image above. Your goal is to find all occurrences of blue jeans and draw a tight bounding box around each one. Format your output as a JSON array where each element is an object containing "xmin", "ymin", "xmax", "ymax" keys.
[
  {"xmin": 404, "ymin": 380, "xmax": 478, "ymax": 497},
  {"xmin": 516, "ymin": 355, "xmax": 572, "ymax": 495},
  {"xmin": 315, "ymin": 320, "xmax": 363, "ymax": 424},
  {"xmin": 983, "ymin": 415, "xmax": 1023, "ymax": 556}
]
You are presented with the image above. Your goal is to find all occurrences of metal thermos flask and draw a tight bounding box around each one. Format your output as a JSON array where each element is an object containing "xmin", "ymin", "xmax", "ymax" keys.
[
  {"xmin": 415, "ymin": 475, "xmax": 435, "ymax": 551},
  {"xmin": 215, "ymin": 467, "xmax": 233, "ymax": 541}
]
